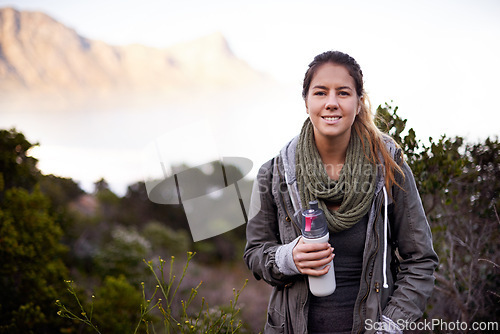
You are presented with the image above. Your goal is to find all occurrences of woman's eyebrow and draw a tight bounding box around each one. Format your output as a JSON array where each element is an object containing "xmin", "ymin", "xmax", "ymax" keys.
[
  {"xmin": 336, "ymin": 86, "xmax": 353, "ymax": 91},
  {"xmin": 311, "ymin": 85, "xmax": 353, "ymax": 91}
]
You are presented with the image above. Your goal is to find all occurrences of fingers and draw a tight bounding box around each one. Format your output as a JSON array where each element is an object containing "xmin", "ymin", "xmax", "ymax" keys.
[
  {"xmin": 292, "ymin": 240, "xmax": 335, "ymax": 276},
  {"xmin": 297, "ymin": 254, "xmax": 334, "ymax": 276},
  {"xmin": 294, "ymin": 245, "xmax": 333, "ymax": 262},
  {"xmin": 301, "ymin": 264, "xmax": 332, "ymax": 277},
  {"xmin": 296, "ymin": 239, "xmax": 332, "ymax": 253}
]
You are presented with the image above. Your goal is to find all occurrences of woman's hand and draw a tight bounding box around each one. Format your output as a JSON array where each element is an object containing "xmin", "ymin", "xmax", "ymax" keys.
[{"xmin": 292, "ymin": 237, "xmax": 335, "ymax": 276}]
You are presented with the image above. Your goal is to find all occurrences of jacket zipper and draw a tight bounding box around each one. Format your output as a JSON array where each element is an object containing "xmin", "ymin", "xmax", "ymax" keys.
[{"xmin": 356, "ymin": 196, "xmax": 383, "ymax": 334}]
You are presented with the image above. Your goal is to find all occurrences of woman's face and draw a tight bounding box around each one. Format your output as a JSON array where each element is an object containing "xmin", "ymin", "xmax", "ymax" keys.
[{"xmin": 305, "ymin": 62, "xmax": 360, "ymax": 146}]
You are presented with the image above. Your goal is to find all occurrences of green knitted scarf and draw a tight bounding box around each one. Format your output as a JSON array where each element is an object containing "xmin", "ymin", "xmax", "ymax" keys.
[{"xmin": 296, "ymin": 118, "xmax": 377, "ymax": 233}]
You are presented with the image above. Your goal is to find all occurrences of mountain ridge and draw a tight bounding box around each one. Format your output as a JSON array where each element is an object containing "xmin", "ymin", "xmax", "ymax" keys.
[{"xmin": 0, "ymin": 7, "xmax": 269, "ymax": 98}]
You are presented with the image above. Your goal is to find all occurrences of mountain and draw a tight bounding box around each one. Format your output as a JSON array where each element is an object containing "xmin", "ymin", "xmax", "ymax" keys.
[{"xmin": 0, "ymin": 7, "xmax": 269, "ymax": 98}]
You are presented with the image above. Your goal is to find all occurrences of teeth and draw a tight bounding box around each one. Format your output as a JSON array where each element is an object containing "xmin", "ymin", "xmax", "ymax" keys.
[{"xmin": 323, "ymin": 116, "xmax": 340, "ymax": 121}]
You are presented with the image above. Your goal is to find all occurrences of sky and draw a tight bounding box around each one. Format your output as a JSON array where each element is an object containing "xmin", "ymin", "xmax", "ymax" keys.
[{"xmin": 1, "ymin": 0, "xmax": 500, "ymax": 194}]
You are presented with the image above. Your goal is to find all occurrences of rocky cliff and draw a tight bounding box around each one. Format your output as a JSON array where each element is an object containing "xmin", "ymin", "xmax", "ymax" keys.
[{"xmin": 0, "ymin": 7, "xmax": 267, "ymax": 98}]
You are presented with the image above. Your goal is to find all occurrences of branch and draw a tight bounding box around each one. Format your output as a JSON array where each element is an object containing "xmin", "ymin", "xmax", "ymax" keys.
[
  {"xmin": 433, "ymin": 272, "xmax": 468, "ymax": 317},
  {"xmin": 487, "ymin": 290, "xmax": 500, "ymax": 299},
  {"xmin": 478, "ymin": 258, "xmax": 500, "ymax": 269}
]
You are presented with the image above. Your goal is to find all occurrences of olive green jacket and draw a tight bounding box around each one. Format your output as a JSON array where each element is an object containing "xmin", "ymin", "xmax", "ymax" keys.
[{"xmin": 243, "ymin": 136, "xmax": 438, "ymax": 333}]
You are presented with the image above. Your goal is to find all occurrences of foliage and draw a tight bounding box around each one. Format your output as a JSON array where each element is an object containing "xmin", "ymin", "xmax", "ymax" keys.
[
  {"xmin": 39, "ymin": 174, "xmax": 85, "ymax": 210},
  {"xmin": 38, "ymin": 174, "xmax": 86, "ymax": 249},
  {"xmin": 93, "ymin": 275, "xmax": 144, "ymax": 333},
  {"xmin": 375, "ymin": 102, "xmax": 419, "ymax": 163},
  {"xmin": 193, "ymin": 226, "xmax": 247, "ymax": 264},
  {"xmin": 0, "ymin": 129, "xmax": 69, "ymax": 333},
  {"xmin": 2, "ymin": 108, "xmax": 498, "ymax": 333},
  {"xmin": 56, "ymin": 252, "xmax": 248, "ymax": 334},
  {"xmin": 119, "ymin": 181, "xmax": 189, "ymax": 230},
  {"xmin": 0, "ymin": 128, "xmax": 39, "ymax": 194},
  {"xmin": 56, "ymin": 281, "xmax": 100, "ymax": 333},
  {"xmin": 375, "ymin": 103, "xmax": 500, "ymax": 329},
  {"xmin": 93, "ymin": 226, "xmax": 151, "ymax": 282},
  {"xmin": 142, "ymin": 221, "xmax": 191, "ymax": 255}
]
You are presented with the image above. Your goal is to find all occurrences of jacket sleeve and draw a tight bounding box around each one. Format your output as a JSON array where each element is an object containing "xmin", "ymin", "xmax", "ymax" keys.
[
  {"xmin": 383, "ymin": 160, "xmax": 439, "ymax": 322},
  {"xmin": 243, "ymin": 159, "xmax": 299, "ymax": 287}
]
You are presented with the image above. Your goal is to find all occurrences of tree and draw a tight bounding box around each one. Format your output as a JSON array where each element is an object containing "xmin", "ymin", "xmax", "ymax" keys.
[
  {"xmin": 376, "ymin": 103, "xmax": 500, "ymax": 331},
  {"xmin": 0, "ymin": 129, "xmax": 39, "ymax": 195},
  {"xmin": 0, "ymin": 129, "xmax": 70, "ymax": 333}
]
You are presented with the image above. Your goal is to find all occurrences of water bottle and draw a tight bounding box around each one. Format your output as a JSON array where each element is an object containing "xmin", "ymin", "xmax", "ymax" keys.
[{"xmin": 301, "ymin": 200, "xmax": 336, "ymax": 297}]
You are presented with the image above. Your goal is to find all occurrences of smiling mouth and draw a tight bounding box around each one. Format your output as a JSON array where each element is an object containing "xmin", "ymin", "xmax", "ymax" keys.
[{"xmin": 322, "ymin": 116, "xmax": 341, "ymax": 121}]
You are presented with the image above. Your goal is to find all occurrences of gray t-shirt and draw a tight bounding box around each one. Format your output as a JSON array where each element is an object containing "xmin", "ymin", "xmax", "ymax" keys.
[{"xmin": 308, "ymin": 213, "xmax": 368, "ymax": 334}]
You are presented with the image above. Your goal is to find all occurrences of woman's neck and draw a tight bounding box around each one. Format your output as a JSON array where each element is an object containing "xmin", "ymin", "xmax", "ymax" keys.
[{"xmin": 314, "ymin": 131, "xmax": 351, "ymax": 180}]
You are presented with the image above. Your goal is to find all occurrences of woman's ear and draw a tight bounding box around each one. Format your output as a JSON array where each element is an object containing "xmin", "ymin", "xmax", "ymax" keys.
[{"xmin": 357, "ymin": 96, "xmax": 363, "ymax": 115}]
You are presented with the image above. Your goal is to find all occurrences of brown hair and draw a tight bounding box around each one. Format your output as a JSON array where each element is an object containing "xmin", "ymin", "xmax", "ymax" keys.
[{"xmin": 302, "ymin": 51, "xmax": 404, "ymax": 190}]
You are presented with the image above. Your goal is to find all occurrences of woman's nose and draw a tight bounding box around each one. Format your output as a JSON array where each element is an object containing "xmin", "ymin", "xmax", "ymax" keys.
[{"xmin": 325, "ymin": 95, "xmax": 339, "ymax": 110}]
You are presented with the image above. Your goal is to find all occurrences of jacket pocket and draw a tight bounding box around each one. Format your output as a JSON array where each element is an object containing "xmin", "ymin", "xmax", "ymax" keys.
[{"xmin": 265, "ymin": 307, "xmax": 285, "ymax": 333}]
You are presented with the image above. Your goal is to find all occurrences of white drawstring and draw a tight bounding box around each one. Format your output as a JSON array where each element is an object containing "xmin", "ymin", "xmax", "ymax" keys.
[{"xmin": 382, "ymin": 186, "xmax": 389, "ymax": 289}]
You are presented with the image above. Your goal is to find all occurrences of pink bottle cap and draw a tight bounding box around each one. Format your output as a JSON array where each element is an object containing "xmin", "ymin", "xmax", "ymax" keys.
[{"xmin": 305, "ymin": 216, "xmax": 313, "ymax": 231}]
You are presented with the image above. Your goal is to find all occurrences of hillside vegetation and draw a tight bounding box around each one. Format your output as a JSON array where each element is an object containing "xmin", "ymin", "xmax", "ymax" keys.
[{"xmin": 0, "ymin": 103, "xmax": 498, "ymax": 333}]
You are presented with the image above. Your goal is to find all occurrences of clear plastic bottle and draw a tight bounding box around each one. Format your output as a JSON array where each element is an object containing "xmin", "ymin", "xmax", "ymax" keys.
[{"xmin": 301, "ymin": 200, "xmax": 336, "ymax": 297}]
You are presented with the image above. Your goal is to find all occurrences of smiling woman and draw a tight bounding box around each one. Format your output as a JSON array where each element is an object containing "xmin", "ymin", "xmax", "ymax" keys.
[
  {"xmin": 304, "ymin": 63, "xmax": 360, "ymax": 176},
  {"xmin": 243, "ymin": 51, "xmax": 439, "ymax": 334}
]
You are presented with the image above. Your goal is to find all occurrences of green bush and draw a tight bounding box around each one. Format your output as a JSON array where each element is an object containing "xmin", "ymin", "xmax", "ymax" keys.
[
  {"xmin": 57, "ymin": 253, "xmax": 248, "ymax": 333},
  {"xmin": 0, "ymin": 129, "xmax": 69, "ymax": 333},
  {"xmin": 142, "ymin": 221, "xmax": 190, "ymax": 255},
  {"xmin": 94, "ymin": 226, "xmax": 151, "ymax": 282}
]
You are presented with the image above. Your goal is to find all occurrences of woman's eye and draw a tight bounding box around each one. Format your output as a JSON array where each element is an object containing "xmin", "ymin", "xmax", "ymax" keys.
[
  {"xmin": 314, "ymin": 91, "xmax": 326, "ymax": 96},
  {"xmin": 338, "ymin": 91, "xmax": 350, "ymax": 96}
]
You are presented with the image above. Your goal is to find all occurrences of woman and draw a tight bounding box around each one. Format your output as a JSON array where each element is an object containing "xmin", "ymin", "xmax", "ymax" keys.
[{"xmin": 243, "ymin": 51, "xmax": 438, "ymax": 334}]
